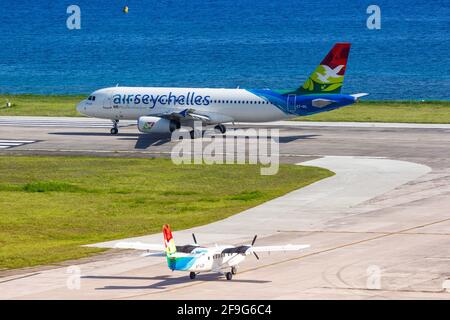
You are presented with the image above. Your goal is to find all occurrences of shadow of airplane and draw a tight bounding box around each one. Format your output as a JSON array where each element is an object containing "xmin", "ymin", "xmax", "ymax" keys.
[
  {"xmin": 49, "ymin": 132, "xmax": 138, "ymax": 137},
  {"xmin": 49, "ymin": 132, "xmax": 319, "ymax": 149},
  {"xmin": 278, "ymin": 134, "xmax": 319, "ymax": 143},
  {"xmin": 84, "ymin": 273, "xmax": 270, "ymax": 290},
  {"xmin": 129, "ymin": 133, "xmax": 173, "ymax": 149}
]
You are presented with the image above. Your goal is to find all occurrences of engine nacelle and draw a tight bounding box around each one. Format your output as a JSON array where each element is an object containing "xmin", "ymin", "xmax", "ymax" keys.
[{"xmin": 137, "ymin": 116, "xmax": 179, "ymax": 134}]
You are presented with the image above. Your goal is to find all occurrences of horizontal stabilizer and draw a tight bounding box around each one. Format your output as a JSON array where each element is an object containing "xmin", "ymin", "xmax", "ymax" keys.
[
  {"xmin": 351, "ymin": 93, "xmax": 369, "ymax": 101},
  {"xmin": 312, "ymin": 99, "xmax": 336, "ymax": 108}
]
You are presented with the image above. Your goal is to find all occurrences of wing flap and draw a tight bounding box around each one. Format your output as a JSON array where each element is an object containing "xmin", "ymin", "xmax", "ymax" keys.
[{"xmin": 157, "ymin": 108, "xmax": 234, "ymax": 124}]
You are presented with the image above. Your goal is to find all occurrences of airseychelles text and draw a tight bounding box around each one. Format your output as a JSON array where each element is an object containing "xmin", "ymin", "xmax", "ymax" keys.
[{"xmin": 113, "ymin": 91, "xmax": 211, "ymax": 108}]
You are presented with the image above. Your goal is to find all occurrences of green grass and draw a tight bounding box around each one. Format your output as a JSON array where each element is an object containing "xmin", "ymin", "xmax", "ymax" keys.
[
  {"xmin": 297, "ymin": 100, "xmax": 450, "ymax": 123},
  {"xmin": 0, "ymin": 156, "xmax": 333, "ymax": 270},
  {"xmin": 0, "ymin": 94, "xmax": 84, "ymax": 117},
  {"xmin": 0, "ymin": 95, "xmax": 449, "ymax": 123}
]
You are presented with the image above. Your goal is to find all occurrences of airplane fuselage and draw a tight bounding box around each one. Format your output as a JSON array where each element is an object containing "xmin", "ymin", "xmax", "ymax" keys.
[
  {"xmin": 77, "ymin": 86, "xmax": 357, "ymax": 123},
  {"xmin": 167, "ymin": 246, "xmax": 246, "ymax": 273}
]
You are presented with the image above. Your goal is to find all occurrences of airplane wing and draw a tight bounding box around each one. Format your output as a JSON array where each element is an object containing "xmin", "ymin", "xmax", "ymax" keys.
[
  {"xmin": 249, "ymin": 244, "xmax": 310, "ymax": 253},
  {"xmin": 221, "ymin": 244, "xmax": 310, "ymax": 255},
  {"xmin": 114, "ymin": 241, "xmax": 165, "ymax": 251},
  {"xmin": 114, "ymin": 241, "xmax": 202, "ymax": 254},
  {"xmin": 155, "ymin": 108, "xmax": 234, "ymax": 124}
]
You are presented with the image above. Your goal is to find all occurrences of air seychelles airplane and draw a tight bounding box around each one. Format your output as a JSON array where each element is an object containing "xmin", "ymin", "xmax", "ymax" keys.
[
  {"xmin": 76, "ymin": 43, "xmax": 367, "ymax": 137},
  {"xmin": 115, "ymin": 224, "xmax": 310, "ymax": 281}
]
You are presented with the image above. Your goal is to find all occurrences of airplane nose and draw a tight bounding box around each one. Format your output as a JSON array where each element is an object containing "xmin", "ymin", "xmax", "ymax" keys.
[{"xmin": 76, "ymin": 101, "xmax": 86, "ymax": 115}]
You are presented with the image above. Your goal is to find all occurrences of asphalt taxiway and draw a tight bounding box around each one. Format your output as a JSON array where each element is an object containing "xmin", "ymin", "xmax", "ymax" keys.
[{"xmin": 0, "ymin": 117, "xmax": 450, "ymax": 299}]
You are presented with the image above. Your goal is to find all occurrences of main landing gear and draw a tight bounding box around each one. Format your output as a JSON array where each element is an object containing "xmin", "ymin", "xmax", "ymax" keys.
[
  {"xmin": 225, "ymin": 266, "xmax": 237, "ymax": 280},
  {"xmin": 110, "ymin": 120, "xmax": 119, "ymax": 134},
  {"xmin": 214, "ymin": 124, "xmax": 226, "ymax": 134},
  {"xmin": 188, "ymin": 124, "xmax": 226, "ymax": 139},
  {"xmin": 189, "ymin": 267, "xmax": 236, "ymax": 281}
]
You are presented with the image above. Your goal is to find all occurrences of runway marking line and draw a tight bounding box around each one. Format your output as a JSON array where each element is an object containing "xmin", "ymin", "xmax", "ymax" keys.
[{"xmin": 0, "ymin": 139, "xmax": 37, "ymax": 149}]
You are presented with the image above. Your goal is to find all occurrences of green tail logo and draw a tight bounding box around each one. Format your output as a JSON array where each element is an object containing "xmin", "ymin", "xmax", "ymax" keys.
[{"xmin": 296, "ymin": 43, "xmax": 351, "ymax": 95}]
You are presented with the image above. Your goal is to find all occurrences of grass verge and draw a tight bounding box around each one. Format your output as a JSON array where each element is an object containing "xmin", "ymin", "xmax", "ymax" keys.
[
  {"xmin": 0, "ymin": 95, "xmax": 84, "ymax": 117},
  {"xmin": 297, "ymin": 100, "xmax": 450, "ymax": 123},
  {"xmin": 0, "ymin": 95, "xmax": 449, "ymax": 123},
  {"xmin": 0, "ymin": 155, "xmax": 333, "ymax": 269}
]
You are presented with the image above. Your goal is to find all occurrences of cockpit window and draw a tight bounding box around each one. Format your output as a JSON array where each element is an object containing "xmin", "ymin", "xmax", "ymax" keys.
[{"xmin": 87, "ymin": 95, "xmax": 96, "ymax": 101}]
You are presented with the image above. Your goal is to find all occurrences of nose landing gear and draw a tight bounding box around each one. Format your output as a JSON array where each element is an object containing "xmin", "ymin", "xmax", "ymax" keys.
[{"xmin": 110, "ymin": 120, "xmax": 119, "ymax": 134}]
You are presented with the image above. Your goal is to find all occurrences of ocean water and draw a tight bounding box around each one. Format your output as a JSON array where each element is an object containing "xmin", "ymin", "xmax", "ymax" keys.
[{"xmin": 0, "ymin": 0, "xmax": 448, "ymax": 99}]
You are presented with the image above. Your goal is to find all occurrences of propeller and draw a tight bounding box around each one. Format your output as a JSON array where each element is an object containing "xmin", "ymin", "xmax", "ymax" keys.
[
  {"xmin": 192, "ymin": 233, "xmax": 197, "ymax": 245},
  {"xmin": 251, "ymin": 235, "xmax": 259, "ymax": 260}
]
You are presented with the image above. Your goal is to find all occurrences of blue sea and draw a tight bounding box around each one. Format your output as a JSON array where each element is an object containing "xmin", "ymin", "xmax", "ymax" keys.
[{"xmin": 0, "ymin": 0, "xmax": 448, "ymax": 99}]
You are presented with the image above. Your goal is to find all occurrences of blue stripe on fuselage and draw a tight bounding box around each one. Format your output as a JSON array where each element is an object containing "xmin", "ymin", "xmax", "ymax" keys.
[
  {"xmin": 248, "ymin": 89, "xmax": 356, "ymax": 117},
  {"xmin": 167, "ymin": 255, "xmax": 197, "ymax": 271}
]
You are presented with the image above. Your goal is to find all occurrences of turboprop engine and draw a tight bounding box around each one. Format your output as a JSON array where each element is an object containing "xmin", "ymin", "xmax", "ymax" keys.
[{"xmin": 137, "ymin": 116, "xmax": 180, "ymax": 134}]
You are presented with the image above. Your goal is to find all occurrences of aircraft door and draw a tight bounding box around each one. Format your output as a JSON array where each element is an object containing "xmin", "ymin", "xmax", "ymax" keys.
[
  {"xmin": 103, "ymin": 95, "xmax": 118, "ymax": 119},
  {"xmin": 287, "ymin": 94, "xmax": 296, "ymax": 113}
]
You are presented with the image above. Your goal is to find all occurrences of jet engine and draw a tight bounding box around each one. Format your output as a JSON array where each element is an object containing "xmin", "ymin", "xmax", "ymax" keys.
[{"xmin": 137, "ymin": 116, "xmax": 180, "ymax": 134}]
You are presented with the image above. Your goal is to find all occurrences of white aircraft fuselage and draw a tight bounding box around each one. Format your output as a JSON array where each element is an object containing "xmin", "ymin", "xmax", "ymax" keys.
[{"xmin": 77, "ymin": 87, "xmax": 290, "ymax": 123}]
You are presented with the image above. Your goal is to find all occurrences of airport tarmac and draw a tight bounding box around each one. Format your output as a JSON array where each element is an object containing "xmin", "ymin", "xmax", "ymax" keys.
[{"xmin": 1, "ymin": 117, "xmax": 450, "ymax": 299}]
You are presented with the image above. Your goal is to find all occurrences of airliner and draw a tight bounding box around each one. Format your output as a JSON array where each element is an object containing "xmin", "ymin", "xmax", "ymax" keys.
[
  {"xmin": 76, "ymin": 43, "xmax": 367, "ymax": 137},
  {"xmin": 115, "ymin": 224, "xmax": 310, "ymax": 281}
]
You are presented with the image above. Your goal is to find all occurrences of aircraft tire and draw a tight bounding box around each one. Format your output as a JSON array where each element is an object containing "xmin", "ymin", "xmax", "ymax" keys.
[
  {"xmin": 214, "ymin": 124, "xmax": 226, "ymax": 134},
  {"xmin": 110, "ymin": 128, "xmax": 118, "ymax": 134},
  {"xmin": 189, "ymin": 130, "xmax": 202, "ymax": 139},
  {"xmin": 189, "ymin": 272, "xmax": 196, "ymax": 280},
  {"xmin": 226, "ymin": 272, "xmax": 233, "ymax": 281}
]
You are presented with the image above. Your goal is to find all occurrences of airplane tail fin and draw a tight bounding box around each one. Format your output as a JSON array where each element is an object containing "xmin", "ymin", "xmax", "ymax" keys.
[
  {"xmin": 296, "ymin": 43, "xmax": 351, "ymax": 95},
  {"xmin": 163, "ymin": 224, "xmax": 177, "ymax": 257}
]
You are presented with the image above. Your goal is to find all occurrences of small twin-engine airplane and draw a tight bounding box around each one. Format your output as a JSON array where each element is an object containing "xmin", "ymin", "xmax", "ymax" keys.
[
  {"xmin": 77, "ymin": 43, "xmax": 367, "ymax": 137},
  {"xmin": 115, "ymin": 224, "xmax": 310, "ymax": 281}
]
